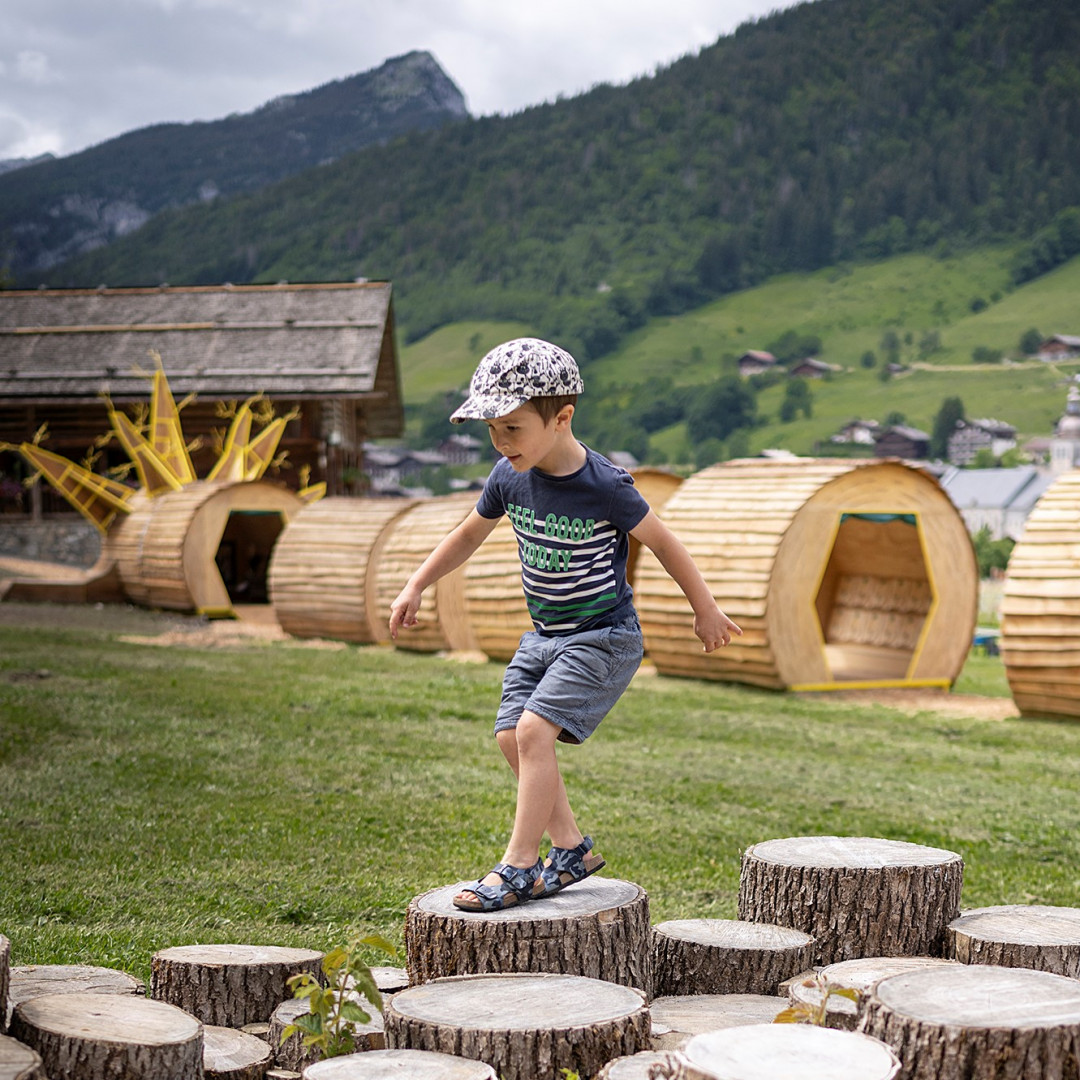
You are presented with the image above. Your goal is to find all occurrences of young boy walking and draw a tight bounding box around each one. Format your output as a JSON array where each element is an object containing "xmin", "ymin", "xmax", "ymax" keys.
[{"xmin": 389, "ymin": 338, "xmax": 740, "ymax": 912}]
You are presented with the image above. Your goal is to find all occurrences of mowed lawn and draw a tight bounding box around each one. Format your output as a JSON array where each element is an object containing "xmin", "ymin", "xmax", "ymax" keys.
[{"xmin": 1, "ymin": 603, "xmax": 1077, "ymax": 986}]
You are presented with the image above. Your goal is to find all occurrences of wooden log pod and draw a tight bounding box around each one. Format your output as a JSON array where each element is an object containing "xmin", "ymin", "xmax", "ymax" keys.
[
  {"xmin": 405, "ymin": 878, "xmax": 652, "ymax": 996},
  {"xmin": 676, "ymin": 1024, "xmax": 901, "ymax": 1080},
  {"xmin": 1002, "ymin": 469, "xmax": 1080, "ymax": 720},
  {"xmin": 650, "ymin": 994, "xmax": 787, "ymax": 1050},
  {"xmin": 9, "ymin": 992, "xmax": 203, "ymax": 1080},
  {"xmin": 633, "ymin": 459, "xmax": 977, "ymax": 691},
  {"xmin": 738, "ymin": 836, "xmax": 964, "ymax": 965},
  {"xmin": 786, "ymin": 956, "xmax": 959, "ymax": 1030},
  {"xmin": 372, "ymin": 493, "xmax": 478, "ymax": 653},
  {"xmin": 596, "ymin": 1049, "xmax": 681, "ymax": 1079},
  {"xmin": 0, "ymin": 1034, "xmax": 45, "ymax": 1080},
  {"xmin": 384, "ymin": 972, "xmax": 650, "ymax": 1080},
  {"xmin": 301, "ymin": 1048, "xmax": 498, "ymax": 1078},
  {"xmin": 6, "ymin": 964, "xmax": 144, "ymax": 1028},
  {"xmin": 269, "ymin": 996, "xmax": 384, "ymax": 1073},
  {"xmin": 947, "ymin": 904, "xmax": 1080, "ymax": 977},
  {"xmin": 0, "ymin": 934, "xmax": 8, "ymax": 1033},
  {"xmin": 203, "ymin": 1025, "xmax": 274, "ymax": 1080},
  {"xmin": 151, "ymin": 943, "xmax": 324, "ymax": 1027},
  {"xmin": 103, "ymin": 480, "xmax": 302, "ymax": 616},
  {"xmin": 268, "ymin": 497, "xmax": 416, "ymax": 644},
  {"xmin": 652, "ymin": 918, "xmax": 814, "ymax": 997},
  {"xmin": 861, "ymin": 964, "xmax": 1080, "ymax": 1080}
]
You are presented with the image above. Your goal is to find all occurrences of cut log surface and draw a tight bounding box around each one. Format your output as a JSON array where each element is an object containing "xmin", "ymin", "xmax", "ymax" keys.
[
  {"xmin": 270, "ymin": 996, "xmax": 384, "ymax": 1073},
  {"xmin": 301, "ymin": 1048, "xmax": 498, "ymax": 1078},
  {"xmin": 862, "ymin": 965, "xmax": 1080, "ymax": 1080},
  {"xmin": 738, "ymin": 836, "xmax": 963, "ymax": 964},
  {"xmin": 650, "ymin": 994, "xmax": 786, "ymax": 1050},
  {"xmin": 6, "ymin": 963, "xmax": 144, "ymax": 1026},
  {"xmin": 0, "ymin": 1034, "xmax": 44, "ymax": 1080},
  {"xmin": 787, "ymin": 956, "xmax": 959, "ymax": 1030},
  {"xmin": 947, "ymin": 904, "xmax": 1080, "ymax": 977},
  {"xmin": 9, "ymin": 992, "xmax": 203, "ymax": 1080},
  {"xmin": 652, "ymin": 918, "xmax": 814, "ymax": 997},
  {"xmin": 203, "ymin": 1024, "xmax": 274, "ymax": 1080},
  {"xmin": 151, "ymin": 943, "xmax": 323, "ymax": 1027},
  {"xmin": 384, "ymin": 972, "xmax": 650, "ymax": 1080},
  {"xmin": 596, "ymin": 1050, "xmax": 681, "ymax": 1079},
  {"xmin": 406, "ymin": 877, "xmax": 651, "ymax": 995},
  {"xmin": 370, "ymin": 968, "xmax": 409, "ymax": 996},
  {"xmin": 677, "ymin": 1023, "xmax": 901, "ymax": 1080}
]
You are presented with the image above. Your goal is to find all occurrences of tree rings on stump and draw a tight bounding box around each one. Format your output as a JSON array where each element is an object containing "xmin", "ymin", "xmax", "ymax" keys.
[
  {"xmin": 9, "ymin": 992, "xmax": 203, "ymax": 1080},
  {"xmin": 862, "ymin": 964, "xmax": 1080, "ymax": 1080},
  {"xmin": 203, "ymin": 1025, "xmax": 274, "ymax": 1080},
  {"xmin": 738, "ymin": 836, "xmax": 963, "ymax": 964},
  {"xmin": 405, "ymin": 878, "xmax": 651, "ymax": 996},
  {"xmin": 7, "ymin": 964, "xmax": 144, "ymax": 1027},
  {"xmin": 0, "ymin": 1035, "xmax": 44, "ymax": 1080},
  {"xmin": 151, "ymin": 943, "xmax": 323, "ymax": 1027},
  {"xmin": 678, "ymin": 1023, "xmax": 901, "ymax": 1080},
  {"xmin": 596, "ymin": 1049, "xmax": 681, "ymax": 1079},
  {"xmin": 384, "ymin": 972, "xmax": 650, "ymax": 1080},
  {"xmin": 652, "ymin": 918, "xmax": 814, "ymax": 997},
  {"xmin": 947, "ymin": 904, "xmax": 1080, "ymax": 977},
  {"xmin": 302, "ymin": 1048, "xmax": 498, "ymax": 1078},
  {"xmin": 650, "ymin": 994, "xmax": 786, "ymax": 1050}
]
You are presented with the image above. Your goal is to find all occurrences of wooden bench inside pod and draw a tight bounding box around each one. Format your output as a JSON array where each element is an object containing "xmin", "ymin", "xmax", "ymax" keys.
[
  {"xmin": 634, "ymin": 458, "xmax": 977, "ymax": 691},
  {"xmin": 1001, "ymin": 469, "xmax": 1080, "ymax": 720},
  {"xmin": 268, "ymin": 497, "xmax": 416, "ymax": 643}
]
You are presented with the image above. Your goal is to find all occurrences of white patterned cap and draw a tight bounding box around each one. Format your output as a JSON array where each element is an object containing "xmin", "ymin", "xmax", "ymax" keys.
[{"xmin": 450, "ymin": 338, "xmax": 583, "ymax": 423}]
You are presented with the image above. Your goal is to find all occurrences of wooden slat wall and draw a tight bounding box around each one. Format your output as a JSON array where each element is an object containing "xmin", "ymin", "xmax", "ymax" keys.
[{"xmin": 1002, "ymin": 469, "xmax": 1080, "ymax": 720}]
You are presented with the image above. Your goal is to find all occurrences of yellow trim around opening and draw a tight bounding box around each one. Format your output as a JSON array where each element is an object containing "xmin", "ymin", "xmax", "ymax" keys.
[{"xmin": 791, "ymin": 677, "xmax": 952, "ymax": 693}]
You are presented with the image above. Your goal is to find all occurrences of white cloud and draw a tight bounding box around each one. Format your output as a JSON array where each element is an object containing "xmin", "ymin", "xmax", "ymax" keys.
[{"xmin": 14, "ymin": 50, "xmax": 62, "ymax": 86}]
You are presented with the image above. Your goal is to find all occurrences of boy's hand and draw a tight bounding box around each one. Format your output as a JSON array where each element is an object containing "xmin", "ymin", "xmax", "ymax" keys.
[
  {"xmin": 695, "ymin": 606, "xmax": 742, "ymax": 653},
  {"xmin": 389, "ymin": 586, "xmax": 422, "ymax": 640}
]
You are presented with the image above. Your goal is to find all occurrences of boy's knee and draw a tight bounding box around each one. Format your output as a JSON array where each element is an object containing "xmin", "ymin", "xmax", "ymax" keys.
[{"xmin": 515, "ymin": 710, "xmax": 559, "ymax": 754}]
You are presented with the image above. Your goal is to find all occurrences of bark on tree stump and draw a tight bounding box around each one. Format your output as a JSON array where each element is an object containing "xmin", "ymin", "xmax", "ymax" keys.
[
  {"xmin": 9, "ymin": 991, "xmax": 203, "ymax": 1080},
  {"xmin": 269, "ymin": 996, "xmax": 384, "ymax": 1072},
  {"xmin": 596, "ymin": 1050, "xmax": 681, "ymax": 1079},
  {"xmin": 406, "ymin": 878, "xmax": 652, "ymax": 996},
  {"xmin": 384, "ymin": 972, "xmax": 651, "ymax": 1080},
  {"xmin": 787, "ymin": 956, "xmax": 959, "ymax": 1030},
  {"xmin": 0, "ymin": 936, "xmax": 9, "ymax": 1034},
  {"xmin": 151, "ymin": 944, "xmax": 324, "ymax": 1026},
  {"xmin": 947, "ymin": 905, "xmax": 1080, "ymax": 977},
  {"xmin": 676, "ymin": 1024, "xmax": 901, "ymax": 1080},
  {"xmin": 204, "ymin": 1024, "xmax": 274, "ymax": 1080},
  {"xmin": 738, "ymin": 836, "xmax": 963, "ymax": 964},
  {"xmin": 0, "ymin": 1035, "xmax": 44, "ymax": 1080},
  {"xmin": 861, "ymin": 964, "xmax": 1080, "ymax": 1080},
  {"xmin": 650, "ymin": 994, "xmax": 786, "ymax": 1050},
  {"xmin": 301, "ymin": 1048, "xmax": 498, "ymax": 1078},
  {"xmin": 652, "ymin": 918, "xmax": 814, "ymax": 997},
  {"xmin": 7, "ymin": 964, "xmax": 144, "ymax": 1028}
]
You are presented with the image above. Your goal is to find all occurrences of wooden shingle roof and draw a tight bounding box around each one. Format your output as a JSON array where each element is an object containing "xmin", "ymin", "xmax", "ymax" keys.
[{"xmin": 0, "ymin": 282, "xmax": 402, "ymax": 437}]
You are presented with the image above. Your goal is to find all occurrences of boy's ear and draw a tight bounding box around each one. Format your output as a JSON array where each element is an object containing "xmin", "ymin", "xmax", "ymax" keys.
[{"xmin": 555, "ymin": 403, "xmax": 575, "ymax": 429}]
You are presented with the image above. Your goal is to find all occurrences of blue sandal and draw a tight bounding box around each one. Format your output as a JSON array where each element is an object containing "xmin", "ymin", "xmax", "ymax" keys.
[
  {"xmin": 532, "ymin": 836, "xmax": 606, "ymax": 899},
  {"xmin": 453, "ymin": 859, "xmax": 544, "ymax": 912}
]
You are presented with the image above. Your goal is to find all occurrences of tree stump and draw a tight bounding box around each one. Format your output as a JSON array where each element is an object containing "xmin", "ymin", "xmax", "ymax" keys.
[
  {"xmin": 650, "ymin": 994, "xmax": 786, "ymax": 1050},
  {"xmin": 787, "ymin": 956, "xmax": 958, "ymax": 1030},
  {"xmin": 151, "ymin": 944, "xmax": 324, "ymax": 1026},
  {"xmin": 204, "ymin": 1024, "xmax": 274, "ymax": 1080},
  {"xmin": 301, "ymin": 1048, "xmax": 498, "ymax": 1078},
  {"xmin": 861, "ymin": 964, "xmax": 1080, "ymax": 1080},
  {"xmin": 370, "ymin": 967, "xmax": 409, "ymax": 997},
  {"xmin": 676, "ymin": 1024, "xmax": 901, "ymax": 1080},
  {"xmin": 738, "ymin": 836, "xmax": 963, "ymax": 964},
  {"xmin": 0, "ymin": 935, "xmax": 9, "ymax": 1033},
  {"xmin": 406, "ymin": 878, "xmax": 652, "ymax": 996},
  {"xmin": 8, "ymin": 992, "xmax": 203, "ymax": 1080},
  {"xmin": 269, "ymin": 997, "xmax": 384, "ymax": 1072},
  {"xmin": 652, "ymin": 918, "xmax": 814, "ymax": 997},
  {"xmin": 7, "ymin": 964, "xmax": 144, "ymax": 1027},
  {"xmin": 0, "ymin": 1035, "xmax": 44, "ymax": 1080},
  {"xmin": 384, "ymin": 972, "xmax": 650, "ymax": 1080},
  {"xmin": 596, "ymin": 1050, "xmax": 681, "ymax": 1079},
  {"xmin": 947, "ymin": 904, "xmax": 1080, "ymax": 977}
]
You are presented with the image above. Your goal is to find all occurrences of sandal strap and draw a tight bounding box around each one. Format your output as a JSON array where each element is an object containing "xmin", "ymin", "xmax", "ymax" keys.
[
  {"xmin": 466, "ymin": 859, "xmax": 542, "ymax": 906},
  {"xmin": 545, "ymin": 836, "xmax": 594, "ymax": 876}
]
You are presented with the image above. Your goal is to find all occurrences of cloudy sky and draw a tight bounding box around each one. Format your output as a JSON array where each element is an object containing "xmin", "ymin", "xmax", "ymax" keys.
[{"xmin": 1, "ymin": 0, "xmax": 800, "ymax": 162}]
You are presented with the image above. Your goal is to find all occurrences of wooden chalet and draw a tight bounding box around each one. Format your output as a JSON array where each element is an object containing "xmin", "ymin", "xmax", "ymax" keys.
[
  {"xmin": 874, "ymin": 425, "xmax": 930, "ymax": 460},
  {"xmin": 0, "ymin": 282, "xmax": 403, "ymax": 516}
]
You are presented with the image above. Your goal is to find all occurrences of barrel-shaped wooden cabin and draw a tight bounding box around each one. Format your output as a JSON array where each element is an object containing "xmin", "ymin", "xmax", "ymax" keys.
[
  {"xmin": 634, "ymin": 458, "xmax": 978, "ymax": 691},
  {"xmin": 1001, "ymin": 469, "xmax": 1080, "ymax": 720}
]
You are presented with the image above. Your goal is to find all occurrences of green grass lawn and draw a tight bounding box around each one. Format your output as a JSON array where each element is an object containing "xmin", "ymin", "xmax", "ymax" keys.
[{"xmin": 1, "ymin": 605, "xmax": 1076, "ymax": 989}]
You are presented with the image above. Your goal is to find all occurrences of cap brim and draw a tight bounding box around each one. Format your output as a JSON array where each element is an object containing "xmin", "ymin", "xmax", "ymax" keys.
[{"xmin": 450, "ymin": 393, "xmax": 530, "ymax": 424}]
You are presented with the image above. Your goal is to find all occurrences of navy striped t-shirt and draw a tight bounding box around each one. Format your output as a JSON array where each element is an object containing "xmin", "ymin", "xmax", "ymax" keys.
[{"xmin": 475, "ymin": 447, "xmax": 650, "ymax": 636}]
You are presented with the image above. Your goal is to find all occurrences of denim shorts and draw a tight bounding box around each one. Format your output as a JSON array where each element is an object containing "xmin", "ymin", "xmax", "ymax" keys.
[{"xmin": 494, "ymin": 613, "xmax": 644, "ymax": 744}]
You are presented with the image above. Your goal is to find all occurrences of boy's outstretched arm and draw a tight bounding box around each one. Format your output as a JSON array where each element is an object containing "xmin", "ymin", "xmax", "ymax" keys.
[
  {"xmin": 630, "ymin": 509, "xmax": 742, "ymax": 653},
  {"xmin": 389, "ymin": 509, "xmax": 500, "ymax": 639}
]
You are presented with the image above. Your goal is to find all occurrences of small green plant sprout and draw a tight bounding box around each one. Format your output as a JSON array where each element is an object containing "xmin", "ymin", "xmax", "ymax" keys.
[
  {"xmin": 774, "ymin": 973, "xmax": 860, "ymax": 1026},
  {"xmin": 282, "ymin": 934, "xmax": 398, "ymax": 1059}
]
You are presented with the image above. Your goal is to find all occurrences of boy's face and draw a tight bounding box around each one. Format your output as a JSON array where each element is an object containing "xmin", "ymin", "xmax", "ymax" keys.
[{"xmin": 483, "ymin": 402, "xmax": 571, "ymax": 472}]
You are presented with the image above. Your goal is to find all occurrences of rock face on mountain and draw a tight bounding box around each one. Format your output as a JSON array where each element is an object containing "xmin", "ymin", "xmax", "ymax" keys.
[{"xmin": 0, "ymin": 50, "xmax": 467, "ymax": 279}]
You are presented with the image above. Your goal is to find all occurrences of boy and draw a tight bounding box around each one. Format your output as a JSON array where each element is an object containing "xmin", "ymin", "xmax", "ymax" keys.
[{"xmin": 389, "ymin": 338, "xmax": 740, "ymax": 912}]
